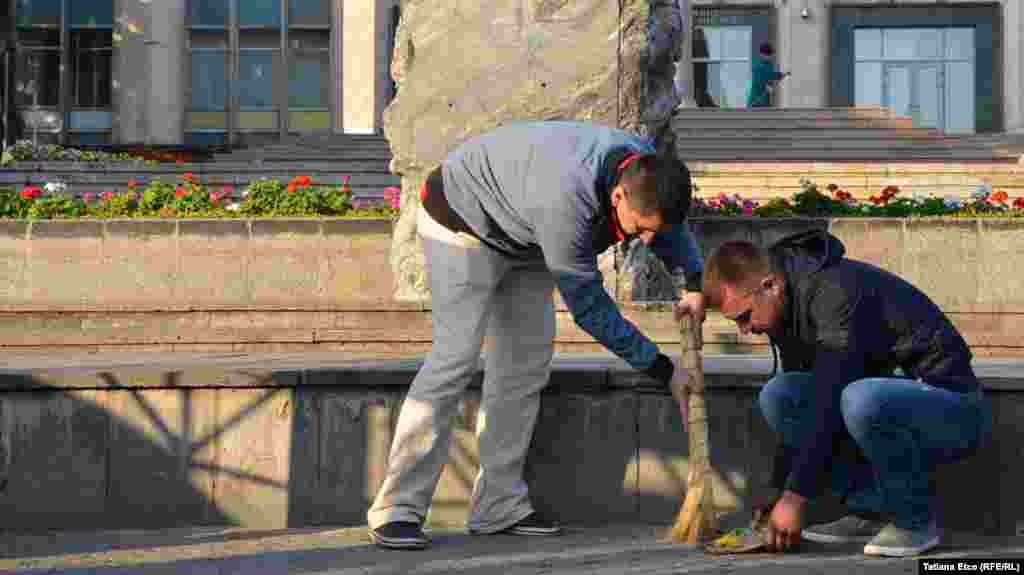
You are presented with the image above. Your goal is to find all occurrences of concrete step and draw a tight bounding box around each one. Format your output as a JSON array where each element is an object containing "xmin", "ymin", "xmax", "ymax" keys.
[
  {"xmin": 672, "ymin": 106, "xmax": 897, "ymax": 121},
  {"xmin": 673, "ymin": 127, "xmax": 945, "ymax": 140},
  {"xmin": 676, "ymin": 148, "xmax": 1001, "ymax": 161},
  {"xmin": 671, "ymin": 117, "xmax": 914, "ymax": 131}
]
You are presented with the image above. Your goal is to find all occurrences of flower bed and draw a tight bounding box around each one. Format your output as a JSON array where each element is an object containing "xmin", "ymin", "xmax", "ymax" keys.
[
  {"xmin": 692, "ymin": 178, "xmax": 1024, "ymax": 218},
  {"xmin": 4, "ymin": 168, "xmax": 1023, "ymax": 221},
  {"xmin": 0, "ymin": 174, "xmax": 402, "ymax": 220},
  {"xmin": 1, "ymin": 140, "xmax": 197, "ymax": 166}
]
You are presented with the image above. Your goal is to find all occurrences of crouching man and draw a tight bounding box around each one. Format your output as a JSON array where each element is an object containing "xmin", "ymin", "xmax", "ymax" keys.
[{"xmin": 695, "ymin": 230, "xmax": 992, "ymax": 557}]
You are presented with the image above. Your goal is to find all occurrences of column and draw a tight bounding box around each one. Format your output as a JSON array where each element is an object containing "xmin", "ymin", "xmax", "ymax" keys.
[
  {"xmin": 145, "ymin": 0, "xmax": 186, "ymax": 144},
  {"xmin": 342, "ymin": 0, "xmax": 379, "ymax": 134},
  {"xmin": 1004, "ymin": 0, "xmax": 1024, "ymax": 132},
  {"xmin": 673, "ymin": 0, "xmax": 695, "ymax": 108},
  {"xmin": 114, "ymin": 0, "xmax": 186, "ymax": 144},
  {"xmin": 776, "ymin": 0, "xmax": 829, "ymax": 108}
]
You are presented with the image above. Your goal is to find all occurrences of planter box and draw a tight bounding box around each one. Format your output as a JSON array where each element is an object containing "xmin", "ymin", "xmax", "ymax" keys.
[
  {"xmin": 0, "ymin": 217, "xmax": 1020, "ymax": 357},
  {"xmin": 0, "ymin": 162, "xmax": 400, "ymax": 199}
]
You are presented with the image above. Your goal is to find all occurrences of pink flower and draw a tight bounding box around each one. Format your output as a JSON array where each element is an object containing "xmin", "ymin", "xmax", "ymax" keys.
[
  {"xmin": 83, "ymin": 192, "xmax": 95, "ymax": 203},
  {"xmin": 743, "ymin": 206, "xmax": 754, "ymax": 217}
]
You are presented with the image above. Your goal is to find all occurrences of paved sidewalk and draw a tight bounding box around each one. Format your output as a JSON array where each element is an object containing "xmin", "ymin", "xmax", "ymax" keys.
[{"xmin": 1, "ymin": 523, "xmax": 1023, "ymax": 574}]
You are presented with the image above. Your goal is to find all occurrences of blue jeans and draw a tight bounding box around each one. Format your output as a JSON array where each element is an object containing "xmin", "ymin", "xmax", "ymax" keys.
[{"xmin": 758, "ymin": 372, "xmax": 993, "ymax": 529}]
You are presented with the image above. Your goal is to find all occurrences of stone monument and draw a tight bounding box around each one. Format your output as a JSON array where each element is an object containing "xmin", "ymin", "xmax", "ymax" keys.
[{"xmin": 386, "ymin": 0, "xmax": 689, "ymax": 303}]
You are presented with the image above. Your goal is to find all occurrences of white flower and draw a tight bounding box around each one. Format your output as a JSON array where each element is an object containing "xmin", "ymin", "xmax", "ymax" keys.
[
  {"xmin": 241, "ymin": 189, "xmax": 249, "ymax": 198},
  {"xmin": 44, "ymin": 181, "xmax": 67, "ymax": 194},
  {"xmin": 226, "ymin": 203, "xmax": 241, "ymax": 212}
]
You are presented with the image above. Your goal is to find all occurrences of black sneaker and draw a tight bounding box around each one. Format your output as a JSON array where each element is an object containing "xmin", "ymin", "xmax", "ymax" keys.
[
  {"xmin": 801, "ymin": 515, "xmax": 887, "ymax": 544},
  {"xmin": 369, "ymin": 521, "xmax": 429, "ymax": 550},
  {"xmin": 502, "ymin": 512, "xmax": 562, "ymax": 536}
]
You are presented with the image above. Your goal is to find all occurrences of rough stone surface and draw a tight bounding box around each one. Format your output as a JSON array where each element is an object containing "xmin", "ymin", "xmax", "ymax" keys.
[{"xmin": 386, "ymin": 0, "xmax": 685, "ymax": 301}]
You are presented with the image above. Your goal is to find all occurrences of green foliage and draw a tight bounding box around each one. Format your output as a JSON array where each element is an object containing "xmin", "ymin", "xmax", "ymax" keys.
[
  {"xmin": 138, "ymin": 179, "xmax": 178, "ymax": 215},
  {"xmin": 693, "ymin": 178, "xmax": 1024, "ymax": 219}
]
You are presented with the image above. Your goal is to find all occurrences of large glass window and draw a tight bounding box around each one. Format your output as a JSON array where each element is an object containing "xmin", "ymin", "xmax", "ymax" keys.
[
  {"xmin": 854, "ymin": 27, "xmax": 975, "ymax": 134},
  {"xmin": 289, "ymin": 0, "xmax": 330, "ymax": 27},
  {"xmin": 15, "ymin": 0, "xmax": 61, "ymax": 28},
  {"xmin": 187, "ymin": 0, "xmax": 334, "ymax": 143},
  {"xmin": 69, "ymin": 0, "xmax": 113, "ymax": 28},
  {"xmin": 240, "ymin": 0, "xmax": 281, "ymax": 28},
  {"xmin": 288, "ymin": 30, "xmax": 330, "ymax": 131},
  {"xmin": 693, "ymin": 26, "xmax": 752, "ymax": 108},
  {"xmin": 70, "ymin": 30, "xmax": 112, "ymax": 108},
  {"xmin": 15, "ymin": 0, "xmax": 114, "ymax": 143},
  {"xmin": 190, "ymin": 0, "xmax": 229, "ymax": 27}
]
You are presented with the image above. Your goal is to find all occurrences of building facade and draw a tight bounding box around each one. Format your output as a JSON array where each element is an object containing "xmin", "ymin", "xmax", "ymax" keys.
[
  {"xmin": 690, "ymin": 0, "xmax": 1022, "ymax": 136},
  {"xmin": 1, "ymin": 0, "xmax": 1022, "ymax": 148},
  {"xmin": 1, "ymin": 0, "xmax": 399, "ymax": 147}
]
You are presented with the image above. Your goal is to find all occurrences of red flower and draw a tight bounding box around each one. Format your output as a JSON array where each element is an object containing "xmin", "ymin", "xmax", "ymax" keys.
[
  {"xmin": 102, "ymin": 191, "xmax": 114, "ymax": 201},
  {"xmin": 128, "ymin": 179, "xmax": 137, "ymax": 190},
  {"xmin": 182, "ymin": 172, "xmax": 196, "ymax": 183},
  {"xmin": 19, "ymin": 185, "xmax": 43, "ymax": 200},
  {"xmin": 175, "ymin": 187, "xmax": 187, "ymax": 199},
  {"xmin": 992, "ymin": 190, "xmax": 1009, "ymax": 204},
  {"xmin": 1014, "ymin": 198, "xmax": 1024, "ymax": 210}
]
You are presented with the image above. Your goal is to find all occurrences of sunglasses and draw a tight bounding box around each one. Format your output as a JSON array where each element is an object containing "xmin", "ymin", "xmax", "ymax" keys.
[{"xmin": 724, "ymin": 284, "xmax": 765, "ymax": 325}]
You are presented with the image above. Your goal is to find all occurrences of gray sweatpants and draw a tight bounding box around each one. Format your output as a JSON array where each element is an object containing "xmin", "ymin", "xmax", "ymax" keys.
[{"xmin": 367, "ymin": 207, "xmax": 556, "ymax": 533}]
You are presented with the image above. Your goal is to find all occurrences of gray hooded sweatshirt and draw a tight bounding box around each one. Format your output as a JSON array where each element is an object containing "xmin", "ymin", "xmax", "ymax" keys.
[{"xmin": 440, "ymin": 121, "xmax": 704, "ymax": 375}]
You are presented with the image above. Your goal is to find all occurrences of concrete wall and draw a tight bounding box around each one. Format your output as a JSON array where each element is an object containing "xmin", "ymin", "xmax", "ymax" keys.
[
  {"xmin": 0, "ymin": 218, "xmax": 1020, "ymax": 358},
  {"xmin": 0, "ymin": 356, "xmax": 1016, "ymax": 534}
]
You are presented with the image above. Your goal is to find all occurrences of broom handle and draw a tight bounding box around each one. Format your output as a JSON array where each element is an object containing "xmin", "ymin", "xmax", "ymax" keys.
[{"xmin": 679, "ymin": 314, "xmax": 709, "ymax": 478}]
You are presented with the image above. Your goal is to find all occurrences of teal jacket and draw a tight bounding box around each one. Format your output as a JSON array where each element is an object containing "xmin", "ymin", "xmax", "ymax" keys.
[{"xmin": 747, "ymin": 56, "xmax": 785, "ymax": 108}]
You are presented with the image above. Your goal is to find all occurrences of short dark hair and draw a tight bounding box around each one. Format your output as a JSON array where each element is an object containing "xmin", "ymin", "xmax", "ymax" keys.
[
  {"xmin": 702, "ymin": 240, "xmax": 779, "ymax": 306},
  {"xmin": 620, "ymin": 153, "xmax": 692, "ymax": 225}
]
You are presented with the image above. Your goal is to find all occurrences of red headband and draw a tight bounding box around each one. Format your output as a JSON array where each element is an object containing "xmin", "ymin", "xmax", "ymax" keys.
[{"xmin": 617, "ymin": 153, "xmax": 643, "ymax": 175}]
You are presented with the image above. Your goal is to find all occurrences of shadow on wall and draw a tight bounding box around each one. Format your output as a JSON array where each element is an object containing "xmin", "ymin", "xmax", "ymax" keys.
[
  {"xmin": 0, "ymin": 369, "xmax": 770, "ymax": 537},
  {"xmin": 0, "ymin": 372, "xmax": 393, "ymax": 533}
]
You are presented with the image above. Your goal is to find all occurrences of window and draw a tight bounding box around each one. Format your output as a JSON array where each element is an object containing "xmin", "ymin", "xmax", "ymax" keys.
[
  {"xmin": 69, "ymin": 0, "xmax": 113, "ymax": 28},
  {"xmin": 15, "ymin": 0, "xmax": 61, "ymax": 28},
  {"xmin": 187, "ymin": 0, "xmax": 334, "ymax": 143},
  {"xmin": 288, "ymin": 30, "xmax": 330, "ymax": 131},
  {"xmin": 190, "ymin": 0, "xmax": 229, "ymax": 27},
  {"xmin": 289, "ymin": 0, "xmax": 331, "ymax": 27},
  {"xmin": 693, "ymin": 26, "xmax": 752, "ymax": 108},
  {"xmin": 854, "ymin": 28, "xmax": 975, "ymax": 134},
  {"xmin": 15, "ymin": 0, "xmax": 114, "ymax": 143},
  {"xmin": 239, "ymin": 0, "xmax": 281, "ymax": 28},
  {"xmin": 70, "ymin": 30, "xmax": 113, "ymax": 108}
]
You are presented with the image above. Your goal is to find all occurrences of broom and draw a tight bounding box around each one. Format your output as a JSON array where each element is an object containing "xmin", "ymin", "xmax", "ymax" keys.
[{"xmin": 668, "ymin": 313, "xmax": 718, "ymax": 544}]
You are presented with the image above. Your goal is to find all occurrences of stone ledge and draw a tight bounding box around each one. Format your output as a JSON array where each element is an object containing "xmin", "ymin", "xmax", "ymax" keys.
[{"xmin": 4, "ymin": 353, "xmax": 1022, "ymax": 391}]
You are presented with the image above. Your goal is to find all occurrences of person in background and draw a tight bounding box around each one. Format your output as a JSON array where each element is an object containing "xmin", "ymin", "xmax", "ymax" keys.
[{"xmin": 747, "ymin": 42, "xmax": 790, "ymax": 108}]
